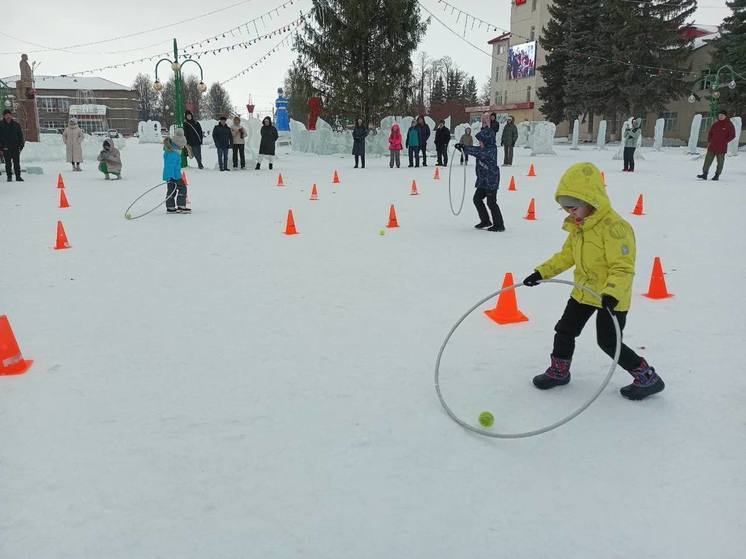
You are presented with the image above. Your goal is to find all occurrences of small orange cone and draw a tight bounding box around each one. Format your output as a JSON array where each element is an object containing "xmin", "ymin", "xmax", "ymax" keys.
[
  {"xmin": 433, "ymin": 166, "xmax": 440, "ymax": 180},
  {"xmin": 59, "ymin": 189, "xmax": 70, "ymax": 209},
  {"xmin": 484, "ymin": 273, "xmax": 529, "ymax": 325},
  {"xmin": 410, "ymin": 180, "xmax": 419, "ymax": 196},
  {"xmin": 0, "ymin": 316, "xmax": 33, "ymax": 376},
  {"xmin": 508, "ymin": 176, "xmax": 517, "ymax": 191},
  {"xmin": 601, "ymin": 171, "xmax": 607, "ymax": 186},
  {"xmin": 54, "ymin": 220, "xmax": 70, "ymax": 250},
  {"xmin": 181, "ymin": 170, "xmax": 189, "ymax": 186},
  {"xmin": 284, "ymin": 209, "xmax": 298, "ymax": 235},
  {"xmin": 528, "ymin": 163, "xmax": 536, "ymax": 177},
  {"xmin": 632, "ymin": 194, "xmax": 645, "ymax": 216},
  {"xmin": 333, "ymin": 170, "xmax": 341, "ymax": 184},
  {"xmin": 524, "ymin": 198, "xmax": 536, "ymax": 221},
  {"xmin": 277, "ymin": 173, "xmax": 285, "ymax": 187},
  {"xmin": 310, "ymin": 184, "xmax": 318, "ymax": 201},
  {"xmin": 643, "ymin": 257, "xmax": 674, "ymax": 299},
  {"xmin": 386, "ymin": 204, "xmax": 399, "ymax": 228},
  {"xmin": 57, "ymin": 173, "xmax": 65, "ymax": 189}
]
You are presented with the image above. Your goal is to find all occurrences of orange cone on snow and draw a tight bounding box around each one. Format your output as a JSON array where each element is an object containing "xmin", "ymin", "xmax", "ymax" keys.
[
  {"xmin": 433, "ymin": 166, "xmax": 440, "ymax": 180},
  {"xmin": 528, "ymin": 163, "xmax": 536, "ymax": 177},
  {"xmin": 524, "ymin": 198, "xmax": 537, "ymax": 221},
  {"xmin": 284, "ymin": 209, "xmax": 298, "ymax": 235},
  {"xmin": 508, "ymin": 176, "xmax": 517, "ymax": 191},
  {"xmin": 59, "ymin": 189, "xmax": 70, "ymax": 209},
  {"xmin": 632, "ymin": 194, "xmax": 645, "ymax": 216},
  {"xmin": 332, "ymin": 170, "xmax": 341, "ymax": 184},
  {"xmin": 57, "ymin": 173, "xmax": 65, "ymax": 189},
  {"xmin": 601, "ymin": 171, "xmax": 607, "ymax": 186},
  {"xmin": 181, "ymin": 171, "xmax": 189, "ymax": 186},
  {"xmin": 386, "ymin": 204, "xmax": 399, "ymax": 228},
  {"xmin": 0, "ymin": 316, "xmax": 33, "ymax": 376},
  {"xmin": 54, "ymin": 220, "xmax": 70, "ymax": 250},
  {"xmin": 310, "ymin": 184, "xmax": 318, "ymax": 201},
  {"xmin": 277, "ymin": 173, "xmax": 285, "ymax": 187},
  {"xmin": 643, "ymin": 257, "xmax": 674, "ymax": 299},
  {"xmin": 410, "ymin": 180, "xmax": 419, "ymax": 196},
  {"xmin": 484, "ymin": 273, "xmax": 529, "ymax": 325}
]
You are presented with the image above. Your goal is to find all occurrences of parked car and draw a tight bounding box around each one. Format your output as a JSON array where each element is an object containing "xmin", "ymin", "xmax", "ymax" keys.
[
  {"xmin": 92, "ymin": 131, "xmax": 108, "ymax": 138},
  {"xmin": 39, "ymin": 128, "xmax": 61, "ymax": 135},
  {"xmin": 107, "ymin": 129, "xmax": 119, "ymax": 138}
]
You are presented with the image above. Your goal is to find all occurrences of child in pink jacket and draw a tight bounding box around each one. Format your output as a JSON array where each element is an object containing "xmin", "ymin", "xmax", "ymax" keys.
[{"xmin": 388, "ymin": 123, "xmax": 403, "ymax": 168}]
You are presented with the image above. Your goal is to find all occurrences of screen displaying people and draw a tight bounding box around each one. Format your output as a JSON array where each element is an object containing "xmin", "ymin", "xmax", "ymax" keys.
[{"xmin": 506, "ymin": 41, "xmax": 537, "ymax": 80}]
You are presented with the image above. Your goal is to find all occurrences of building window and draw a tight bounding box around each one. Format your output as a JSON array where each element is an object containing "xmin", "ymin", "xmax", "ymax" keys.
[
  {"xmin": 662, "ymin": 111, "xmax": 678, "ymax": 132},
  {"xmin": 38, "ymin": 97, "xmax": 70, "ymax": 113},
  {"xmin": 526, "ymin": 86, "xmax": 532, "ymax": 102},
  {"xmin": 496, "ymin": 93, "xmax": 503, "ymax": 105},
  {"xmin": 530, "ymin": 26, "xmax": 535, "ymax": 41},
  {"xmin": 497, "ymin": 44, "xmax": 505, "ymax": 54}
]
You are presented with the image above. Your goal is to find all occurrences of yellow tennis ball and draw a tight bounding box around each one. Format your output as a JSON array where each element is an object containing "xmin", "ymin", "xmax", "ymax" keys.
[
  {"xmin": 125, "ymin": 213, "xmax": 133, "ymax": 220},
  {"xmin": 379, "ymin": 229, "xmax": 385, "ymax": 236},
  {"xmin": 479, "ymin": 411, "xmax": 494, "ymax": 428}
]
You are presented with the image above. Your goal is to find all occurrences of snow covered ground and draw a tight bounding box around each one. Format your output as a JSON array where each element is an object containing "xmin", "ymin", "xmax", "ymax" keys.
[{"xmin": 2, "ymin": 140, "xmax": 745, "ymax": 558}]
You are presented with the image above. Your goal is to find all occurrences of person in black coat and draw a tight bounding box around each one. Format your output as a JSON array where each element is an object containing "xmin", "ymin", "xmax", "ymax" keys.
[
  {"xmin": 183, "ymin": 110, "xmax": 204, "ymax": 169},
  {"xmin": 434, "ymin": 120, "xmax": 451, "ymax": 167},
  {"xmin": 256, "ymin": 116, "xmax": 279, "ymax": 170},
  {"xmin": 352, "ymin": 118, "xmax": 368, "ymax": 168},
  {"xmin": 489, "ymin": 112, "xmax": 500, "ymax": 135},
  {"xmin": 0, "ymin": 109, "xmax": 25, "ymax": 182},
  {"xmin": 415, "ymin": 115, "xmax": 431, "ymax": 166},
  {"xmin": 212, "ymin": 115, "xmax": 233, "ymax": 171}
]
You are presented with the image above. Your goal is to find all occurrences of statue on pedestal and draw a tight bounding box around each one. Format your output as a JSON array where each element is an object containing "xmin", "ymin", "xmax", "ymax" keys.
[
  {"xmin": 15, "ymin": 54, "xmax": 39, "ymax": 142},
  {"xmin": 274, "ymin": 87, "xmax": 290, "ymax": 132}
]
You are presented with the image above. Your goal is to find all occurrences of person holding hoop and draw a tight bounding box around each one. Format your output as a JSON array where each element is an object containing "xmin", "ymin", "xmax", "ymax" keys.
[{"xmin": 522, "ymin": 163, "xmax": 663, "ymax": 400}]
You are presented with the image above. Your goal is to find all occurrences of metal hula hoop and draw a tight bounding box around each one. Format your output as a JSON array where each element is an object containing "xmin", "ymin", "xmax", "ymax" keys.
[
  {"xmin": 124, "ymin": 181, "xmax": 174, "ymax": 220},
  {"xmin": 447, "ymin": 146, "xmax": 467, "ymax": 216},
  {"xmin": 434, "ymin": 279, "xmax": 622, "ymax": 439}
]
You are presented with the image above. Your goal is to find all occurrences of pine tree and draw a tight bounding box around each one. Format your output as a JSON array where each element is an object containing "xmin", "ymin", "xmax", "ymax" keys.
[
  {"xmin": 479, "ymin": 76, "xmax": 491, "ymax": 105},
  {"xmin": 183, "ymin": 75, "xmax": 204, "ymax": 119},
  {"xmin": 537, "ymin": 0, "xmax": 574, "ymax": 122},
  {"xmin": 430, "ymin": 75, "xmax": 446, "ymax": 106},
  {"xmin": 132, "ymin": 73, "xmax": 158, "ymax": 122},
  {"xmin": 445, "ymin": 68, "xmax": 465, "ymax": 102},
  {"xmin": 296, "ymin": 0, "xmax": 427, "ymax": 123},
  {"xmin": 461, "ymin": 76, "xmax": 479, "ymax": 105},
  {"xmin": 205, "ymin": 83, "xmax": 233, "ymax": 118},
  {"xmin": 284, "ymin": 57, "xmax": 317, "ymax": 123},
  {"xmin": 711, "ymin": 0, "xmax": 746, "ymax": 114}
]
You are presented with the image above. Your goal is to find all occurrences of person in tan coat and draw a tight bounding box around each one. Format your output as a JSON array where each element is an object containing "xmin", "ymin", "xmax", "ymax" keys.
[
  {"xmin": 230, "ymin": 116, "xmax": 246, "ymax": 169},
  {"xmin": 62, "ymin": 118, "xmax": 85, "ymax": 171},
  {"xmin": 96, "ymin": 139, "xmax": 122, "ymax": 180}
]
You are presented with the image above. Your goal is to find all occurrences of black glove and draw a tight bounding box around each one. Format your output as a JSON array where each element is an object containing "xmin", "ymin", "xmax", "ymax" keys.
[
  {"xmin": 454, "ymin": 143, "xmax": 463, "ymax": 151},
  {"xmin": 601, "ymin": 294, "xmax": 618, "ymax": 310},
  {"xmin": 523, "ymin": 271, "xmax": 542, "ymax": 287}
]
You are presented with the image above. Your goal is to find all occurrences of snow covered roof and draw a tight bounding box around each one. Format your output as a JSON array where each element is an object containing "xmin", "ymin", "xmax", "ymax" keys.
[{"xmin": 1, "ymin": 75, "xmax": 132, "ymax": 91}]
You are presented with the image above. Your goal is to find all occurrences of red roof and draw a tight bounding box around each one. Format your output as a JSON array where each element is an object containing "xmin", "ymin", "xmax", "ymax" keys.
[{"xmin": 488, "ymin": 32, "xmax": 511, "ymax": 45}]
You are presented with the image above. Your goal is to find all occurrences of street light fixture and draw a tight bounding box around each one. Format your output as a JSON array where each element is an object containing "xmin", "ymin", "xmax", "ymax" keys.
[
  {"xmin": 688, "ymin": 64, "xmax": 738, "ymax": 119},
  {"xmin": 154, "ymin": 39, "xmax": 206, "ymax": 127}
]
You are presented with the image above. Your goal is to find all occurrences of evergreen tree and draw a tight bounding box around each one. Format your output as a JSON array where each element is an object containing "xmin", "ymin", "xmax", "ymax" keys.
[
  {"xmin": 183, "ymin": 75, "xmax": 204, "ymax": 119},
  {"xmin": 431, "ymin": 75, "xmax": 446, "ymax": 106},
  {"xmin": 461, "ymin": 76, "xmax": 479, "ymax": 105},
  {"xmin": 711, "ymin": 0, "xmax": 746, "ymax": 114},
  {"xmin": 132, "ymin": 73, "xmax": 158, "ymax": 122},
  {"xmin": 284, "ymin": 57, "xmax": 317, "ymax": 123},
  {"xmin": 445, "ymin": 68, "xmax": 465, "ymax": 101},
  {"xmin": 479, "ymin": 76, "xmax": 491, "ymax": 105},
  {"xmin": 296, "ymin": 0, "xmax": 427, "ymax": 123},
  {"xmin": 205, "ymin": 83, "xmax": 234, "ymax": 118}
]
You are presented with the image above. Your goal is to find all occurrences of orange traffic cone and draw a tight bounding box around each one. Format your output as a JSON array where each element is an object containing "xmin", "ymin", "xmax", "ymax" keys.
[
  {"xmin": 524, "ymin": 198, "xmax": 536, "ymax": 221},
  {"xmin": 528, "ymin": 163, "xmax": 536, "ymax": 177},
  {"xmin": 59, "ymin": 189, "xmax": 70, "ymax": 209},
  {"xmin": 484, "ymin": 273, "xmax": 529, "ymax": 325},
  {"xmin": 632, "ymin": 194, "xmax": 645, "ymax": 216},
  {"xmin": 643, "ymin": 257, "xmax": 674, "ymax": 299},
  {"xmin": 433, "ymin": 166, "xmax": 440, "ymax": 180},
  {"xmin": 57, "ymin": 173, "xmax": 65, "ymax": 189},
  {"xmin": 181, "ymin": 171, "xmax": 189, "ymax": 186},
  {"xmin": 310, "ymin": 184, "xmax": 318, "ymax": 201},
  {"xmin": 284, "ymin": 209, "xmax": 298, "ymax": 235},
  {"xmin": 0, "ymin": 316, "xmax": 33, "ymax": 376},
  {"xmin": 386, "ymin": 204, "xmax": 399, "ymax": 228},
  {"xmin": 54, "ymin": 220, "xmax": 70, "ymax": 250},
  {"xmin": 333, "ymin": 170, "xmax": 341, "ymax": 184},
  {"xmin": 277, "ymin": 173, "xmax": 285, "ymax": 187},
  {"xmin": 410, "ymin": 180, "xmax": 419, "ymax": 196},
  {"xmin": 600, "ymin": 171, "xmax": 607, "ymax": 186},
  {"xmin": 508, "ymin": 176, "xmax": 517, "ymax": 191}
]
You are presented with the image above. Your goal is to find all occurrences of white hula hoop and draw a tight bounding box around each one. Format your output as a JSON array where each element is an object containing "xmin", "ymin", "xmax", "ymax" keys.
[
  {"xmin": 124, "ymin": 181, "xmax": 173, "ymax": 220},
  {"xmin": 447, "ymin": 146, "xmax": 467, "ymax": 216},
  {"xmin": 434, "ymin": 279, "xmax": 622, "ymax": 439}
]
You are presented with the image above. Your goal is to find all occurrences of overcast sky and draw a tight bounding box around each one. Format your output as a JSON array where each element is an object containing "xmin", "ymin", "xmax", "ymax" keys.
[{"xmin": 1, "ymin": 0, "xmax": 731, "ymax": 116}]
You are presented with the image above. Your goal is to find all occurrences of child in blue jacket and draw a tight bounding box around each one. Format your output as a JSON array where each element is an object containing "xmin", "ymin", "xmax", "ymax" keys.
[{"xmin": 163, "ymin": 137, "xmax": 190, "ymax": 213}]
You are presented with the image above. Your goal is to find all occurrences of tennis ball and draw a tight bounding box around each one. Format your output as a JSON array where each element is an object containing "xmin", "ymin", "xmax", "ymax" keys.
[
  {"xmin": 479, "ymin": 411, "xmax": 494, "ymax": 428},
  {"xmin": 125, "ymin": 213, "xmax": 133, "ymax": 220},
  {"xmin": 379, "ymin": 229, "xmax": 385, "ymax": 236}
]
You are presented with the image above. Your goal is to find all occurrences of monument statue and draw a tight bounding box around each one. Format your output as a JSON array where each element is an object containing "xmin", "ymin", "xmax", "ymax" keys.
[
  {"xmin": 308, "ymin": 97, "xmax": 322, "ymax": 131},
  {"xmin": 15, "ymin": 54, "xmax": 39, "ymax": 141},
  {"xmin": 274, "ymin": 87, "xmax": 290, "ymax": 132},
  {"xmin": 19, "ymin": 54, "xmax": 32, "ymax": 84}
]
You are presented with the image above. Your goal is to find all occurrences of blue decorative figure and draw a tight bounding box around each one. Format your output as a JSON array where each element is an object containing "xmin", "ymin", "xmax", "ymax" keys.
[{"xmin": 274, "ymin": 87, "xmax": 290, "ymax": 132}]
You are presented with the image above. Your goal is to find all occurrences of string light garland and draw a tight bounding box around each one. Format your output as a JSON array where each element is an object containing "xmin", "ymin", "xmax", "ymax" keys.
[{"xmin": 220, "ymin": 31, "xmax": 295, "ymax": 84}]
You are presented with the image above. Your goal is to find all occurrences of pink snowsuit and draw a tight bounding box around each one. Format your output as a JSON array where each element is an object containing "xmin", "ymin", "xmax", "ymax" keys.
[{"xmin": 389, "ymin": 124, "xmax": 403, "ymax": 168}]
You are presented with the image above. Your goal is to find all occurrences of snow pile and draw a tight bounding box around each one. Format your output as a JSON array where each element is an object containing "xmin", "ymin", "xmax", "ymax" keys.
[{"xmin": 21, "ymin": 133, "xmax": 126, "ymax": 163}]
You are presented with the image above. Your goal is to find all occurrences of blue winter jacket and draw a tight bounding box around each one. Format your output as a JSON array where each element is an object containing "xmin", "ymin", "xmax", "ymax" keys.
[
  {"xmin": 461, "ymin": 127, "xmax": 500, "ymax": 191},
  {"xmin": 163, "ymin": 148, "xmax": 182, "ymax": 181}
]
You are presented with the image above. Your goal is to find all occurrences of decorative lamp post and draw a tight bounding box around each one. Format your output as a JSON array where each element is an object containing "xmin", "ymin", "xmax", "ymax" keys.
[
  {"xmin": 688, "ymin": 64, "xmax": 738, "ymax": 119},
  {"xmin": 154, "ymin": 39, "xmax": 207, "ymax": 127}
]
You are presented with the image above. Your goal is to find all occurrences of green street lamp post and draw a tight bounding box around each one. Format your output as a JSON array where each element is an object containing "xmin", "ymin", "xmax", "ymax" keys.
[
  {"xmin": 153, "ymin": 39, "xmax": 207, "ymax": 127},
  {"xmin": 688, "ymin": 64, "xmax": 738, "ymax": 119}
]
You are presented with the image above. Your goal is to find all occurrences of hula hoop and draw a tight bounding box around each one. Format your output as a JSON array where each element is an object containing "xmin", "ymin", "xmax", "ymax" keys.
[
  {"xmin": 123, "ymin": 181, "xmax": 173, "ymax": 220},
  {"xmin": 447, "ymin": 146, "xmax": 467, "ymax": 216},
  {"xmin": 434, "ymin": 279, "xmax": 621, "ymax": 439}
]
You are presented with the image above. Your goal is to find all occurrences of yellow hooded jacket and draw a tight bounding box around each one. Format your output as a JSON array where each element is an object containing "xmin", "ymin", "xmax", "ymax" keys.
[{"xmin": 535, "ymin": 163, "xmax": 636, "ymax": 311}]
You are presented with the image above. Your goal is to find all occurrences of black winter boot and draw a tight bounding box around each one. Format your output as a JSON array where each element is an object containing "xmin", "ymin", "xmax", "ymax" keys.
[
  {"xmin": 620, "ymin": 359, "xmax": 665, "ymax": 400},
  {"xmin": 711, "ymin": 175, "xmax": 719, "ymax": 181},
  {"xmin": 255, "ymin": 162, "xmax": 261, "ymax": 170},
  {"xmin": 533, "ymin": 356, "xmax": 571, "ymax": 389},
  {"xmin": 697, "ymin": 173, "xmax": 707, "ymax": 180},
  {"xmin": 269, "ymin": 162, "xmax": 273, "ymax": 170},
  {"xmin": 487, "ymin": 224, "xmax": 505, "ymax": 232},
  {"xmin": 474, "ymin": 221, "xmax": 491, "ymax": 229}
]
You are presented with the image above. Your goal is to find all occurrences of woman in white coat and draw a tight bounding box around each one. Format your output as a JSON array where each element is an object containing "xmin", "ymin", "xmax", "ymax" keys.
[{"xmin": 62, "ymin": 118, "xmax": 85, "ymax": 171}]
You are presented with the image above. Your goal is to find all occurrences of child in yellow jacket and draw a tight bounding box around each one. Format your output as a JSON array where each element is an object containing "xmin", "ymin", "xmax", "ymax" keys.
[{"xmin": 522, "ymin": 162, "xmax": 664, "ymax": 400}]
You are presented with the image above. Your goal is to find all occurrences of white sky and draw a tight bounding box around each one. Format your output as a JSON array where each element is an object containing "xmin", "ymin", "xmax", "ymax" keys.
[{"xmin": 1, "ymin": 0, "xmax": 732, "ymax": 116}]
